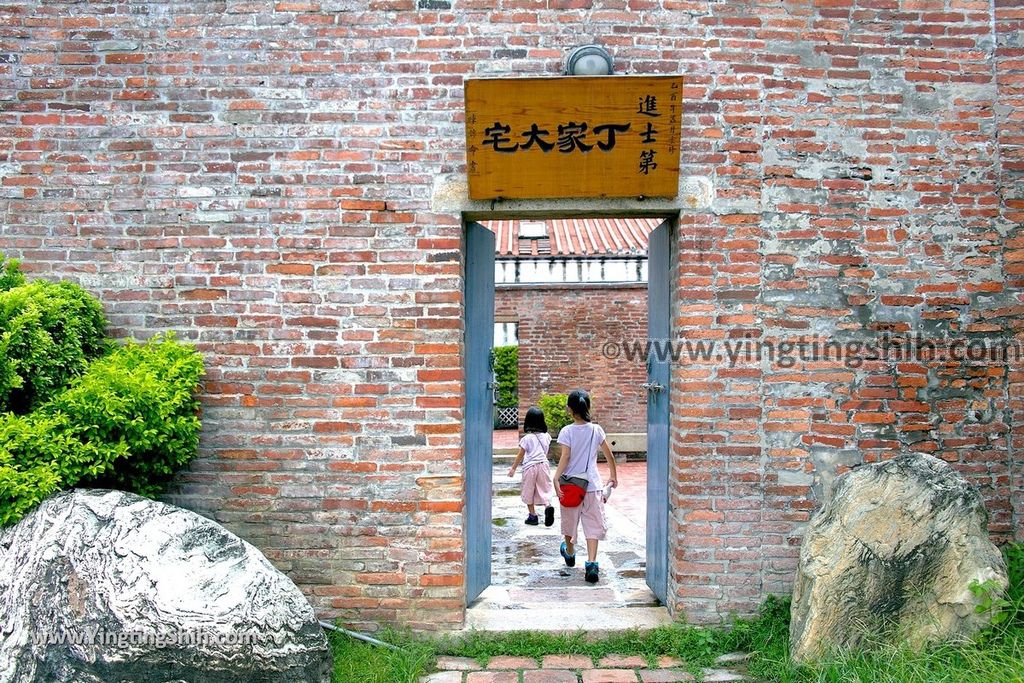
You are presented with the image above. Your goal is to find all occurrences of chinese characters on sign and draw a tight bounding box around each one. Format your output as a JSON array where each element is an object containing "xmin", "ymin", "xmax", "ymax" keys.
[
  {"xmin": 481, "ymin": 121, "xmax": 632, "ymax": 154},
  {"xmin": 465, "ymin": 76, "xmax": 682, "ymax": 200}
]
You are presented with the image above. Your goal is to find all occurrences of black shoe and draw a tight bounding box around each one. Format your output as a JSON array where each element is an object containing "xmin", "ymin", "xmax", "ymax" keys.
[
  {"xmin": 585, "ymin": 561, "xmax": 599, "ymax": 584},
  {"xmin": 544, "ymin": 505, "xmax": 555, "ymax": 527},
  {"xmin": 525, "ymin": 514, "xmax": 539, "ymax": 525},
  {"xmin": 560, "ymin": 542, "xmax": 576, "ymax": 567}
]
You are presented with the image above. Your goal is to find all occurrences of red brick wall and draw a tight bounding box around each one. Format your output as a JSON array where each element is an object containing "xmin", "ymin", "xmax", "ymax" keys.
[
  {"xmin": 495, "ymin": 285, "xmax": 648, "ymax": 435},
  {"xmin": 998, "ymin": 0, "xmax": 1024, "ymax": 545},
  {"xmin": 670, "ymin": 3, "xmax": 1023, "ymax": 619},
  {"xmin": 1, "ymin": 1, "xmax": 1020, "ymax": 628}
]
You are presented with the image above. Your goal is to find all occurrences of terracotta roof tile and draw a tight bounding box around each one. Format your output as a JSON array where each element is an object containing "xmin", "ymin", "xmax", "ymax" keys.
[{"xmin": 483, "ymin": 218, "xmax": 662, "ymax": 258}]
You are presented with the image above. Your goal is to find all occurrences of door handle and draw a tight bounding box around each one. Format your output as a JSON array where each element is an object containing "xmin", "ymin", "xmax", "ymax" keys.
[{"xmin": 641, "ymin": 382, "xmax": 665, "ymax": 393}]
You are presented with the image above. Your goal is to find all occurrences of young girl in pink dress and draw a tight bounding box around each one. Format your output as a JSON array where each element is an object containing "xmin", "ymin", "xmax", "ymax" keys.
[{"xmin": 507, "ymin": 407, "xmax": 555, "ymax": 527}]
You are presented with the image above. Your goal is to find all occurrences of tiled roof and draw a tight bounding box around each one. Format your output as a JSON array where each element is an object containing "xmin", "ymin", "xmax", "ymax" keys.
[{"xmin": 483, "ymin": 218, "xmax": 662, "ymax": 258}]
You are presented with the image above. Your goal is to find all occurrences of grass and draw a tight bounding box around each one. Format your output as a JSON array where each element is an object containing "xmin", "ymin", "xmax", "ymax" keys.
[
  {"xmin": 330, "ymin": 544, "xmax": 1024, "ymax": 683},
  {"xmin": 741, "ymin": 599, "xmax": 1024, "ymax": 683},
  {"xmin": 434, "ymin": 605, "xmax": 786, "ymax": 669},
  {"xmin": 328, "ymin": 630, "xmax": 434, "ymax": 683}
]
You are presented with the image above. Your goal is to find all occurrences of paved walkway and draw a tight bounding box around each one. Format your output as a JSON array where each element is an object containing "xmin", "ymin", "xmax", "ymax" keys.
[
  {"xmin": 421, "ymin": 653, "xmax": 754, "ymax": 682},
  {"xmin": 467, "ymin": 460, "xmax": 670, "ymax": 631}
]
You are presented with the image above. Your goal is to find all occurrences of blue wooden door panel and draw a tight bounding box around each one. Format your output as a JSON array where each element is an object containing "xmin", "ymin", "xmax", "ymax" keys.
[
  {"xmin": 465, "ymin": 221, "xmax": 495, "ymax": 605},
  {"xmin": 646, "ymin": 219, "xmax": 670, "ymax": 605}
]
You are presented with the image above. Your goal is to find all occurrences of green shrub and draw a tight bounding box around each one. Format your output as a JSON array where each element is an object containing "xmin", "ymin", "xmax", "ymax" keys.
[
  {"xmin": 0, "ymin": 414, "xmax": 66, "ymax": 526},
  {"xmin": 538, "ymin": 393, "xmax": 572, "ymax": 436},
  {"xmin": 0, "ymin": 254, "xmax": 25, "ymax": 291},
  {"xmin": 53, "ymin": 334, "xmax": 205, "ymax": 496},
  {"xmin": 0, "ymin": 334, "xmax": 204, "ymax": 525},
  {"xmin": 493, "ymin": 345, "xmax": 518, "ymax": 409},
  {"xmin": 0, "ymin": 279, "xmax": 107, "ymax": 413},
  {"xmin": 0, "ymin": 411, "xmax": 123, "ymax": 526}
]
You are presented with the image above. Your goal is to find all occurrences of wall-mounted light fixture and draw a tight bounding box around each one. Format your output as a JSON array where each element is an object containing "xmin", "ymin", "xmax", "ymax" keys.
[{"xmin": 564, "ymin": 45, "xmax": 613, "ymax": 76}]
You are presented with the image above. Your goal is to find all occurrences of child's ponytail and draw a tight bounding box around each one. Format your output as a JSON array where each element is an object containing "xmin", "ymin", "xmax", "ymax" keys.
[{"xmin": 566, "ymin": 389, "xmax": 592, "ymax": 422}]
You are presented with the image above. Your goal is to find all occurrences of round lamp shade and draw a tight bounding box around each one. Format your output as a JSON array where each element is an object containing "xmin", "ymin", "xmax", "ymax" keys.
[{"xmin": 565, "ymin": 45, "xmax": 613, "ymax": 76}]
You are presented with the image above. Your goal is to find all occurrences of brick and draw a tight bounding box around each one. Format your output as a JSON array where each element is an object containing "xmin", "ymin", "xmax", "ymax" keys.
[
  {"xmin": 487, "ymin": 656, "xmax": 539, "ymax": 669},
  {"xmin": 421, "ymin": 673, "xmax": 463, "ymax": 683},
  {"xmin": 524, "ymin": 671, "xmax": 580, "ymax": 683},
  {"xmin": 355, "ymin": 573, "xmax": 405, "ymax": 585},
  {"xmin": 541, "ymin": 654, "xmax": 592, "ymax": 669},
  {"xmin": 639, "ymin": 671, "xmax": 695, "ymax": 682},
  {"xmin": 582, "ymin": 670, "xmax": 638, "ymax": 683},
  {"xmin": 467, "ymin": 673, "xmax": 519, "ymax": 683},
  {"xmin": 437, "ymin": 656, "xmax": 482, "ymax": 671},
  {"xmin": 267, "ymin": 263, "xmax": 314, "ymax": 275},
  {"xmin": 599, "ymin": 656, "xmax": 646, "ymax": 668},
  {"xmin": 420, "ymin": 574, "xmax": 461, "ymax": 586}
]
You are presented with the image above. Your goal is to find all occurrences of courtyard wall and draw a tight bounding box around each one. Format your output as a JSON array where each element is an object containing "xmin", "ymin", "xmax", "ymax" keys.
[
  {"xmin": 1, "ymin": 0, "xmax": 1021, "ymax": 629},
  {"xmin": 495, "ymin": 284, "xmax": 649, "ymax": 435}
]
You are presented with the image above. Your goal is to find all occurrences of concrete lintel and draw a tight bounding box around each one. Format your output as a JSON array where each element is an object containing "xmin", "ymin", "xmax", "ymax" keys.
[{"xmin": 432, "ymin": 174, "xmax": 713, "ymax": 218}]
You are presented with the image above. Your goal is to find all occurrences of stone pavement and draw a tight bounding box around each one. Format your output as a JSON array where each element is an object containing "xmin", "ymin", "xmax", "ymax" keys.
[
  {"xmin": 420, "ymin": 653, "xmax": 754, "ymax": 682},
  {"xmin": 467, "ymin": 460, "xmax": 671, "ymax": 631}
]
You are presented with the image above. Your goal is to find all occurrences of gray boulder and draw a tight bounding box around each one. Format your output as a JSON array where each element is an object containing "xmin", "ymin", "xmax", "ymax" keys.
[
  {"xmin": 790, "ymin": 453, "xmax": 1008, "ymax": 662},
  {"xmin": 0, "ymin": 489, "xmax": 332, "ymax": 682}
]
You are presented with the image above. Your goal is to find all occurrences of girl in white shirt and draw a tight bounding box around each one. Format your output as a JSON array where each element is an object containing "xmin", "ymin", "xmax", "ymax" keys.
[
  {"xmin": 553, "ymin": 389, "xmax": 618, "ymax": 584},
  {"xmin": 507, "ymin": 407, "xmax": 555, "ymax": 527}
]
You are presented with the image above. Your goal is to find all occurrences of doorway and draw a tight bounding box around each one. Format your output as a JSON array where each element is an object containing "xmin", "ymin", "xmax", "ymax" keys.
[{"xmin": 463, "ymin": 216, "xmax": 674, "ymax": 630}]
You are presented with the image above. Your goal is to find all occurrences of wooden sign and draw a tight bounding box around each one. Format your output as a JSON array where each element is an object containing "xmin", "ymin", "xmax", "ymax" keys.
[{"xmin": 465, "ymin": 75, "xmax": 682, "ymax": 200}]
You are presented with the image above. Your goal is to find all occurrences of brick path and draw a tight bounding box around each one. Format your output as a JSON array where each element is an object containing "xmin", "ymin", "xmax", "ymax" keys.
[{"xmin": 420, "ymin": 653, "xmax": 752, "ymax": 682}]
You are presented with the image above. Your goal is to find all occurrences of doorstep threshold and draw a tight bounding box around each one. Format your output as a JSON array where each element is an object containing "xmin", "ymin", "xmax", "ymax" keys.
[{"xmin": 464, "ymin": 605, "xmax": 672, "ymax": 633}]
